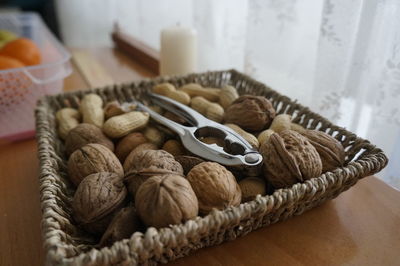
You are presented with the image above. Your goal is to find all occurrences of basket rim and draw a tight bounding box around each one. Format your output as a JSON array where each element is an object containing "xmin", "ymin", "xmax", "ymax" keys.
[{"xmin": 35, "ymin": 69, "xmax": 388, "ymax": 265}]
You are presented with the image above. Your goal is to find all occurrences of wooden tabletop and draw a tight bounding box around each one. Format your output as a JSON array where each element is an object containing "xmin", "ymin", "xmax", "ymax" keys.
[{"xmin": 1, "ymin": 47, "xmax": 399, "ymax": 266}]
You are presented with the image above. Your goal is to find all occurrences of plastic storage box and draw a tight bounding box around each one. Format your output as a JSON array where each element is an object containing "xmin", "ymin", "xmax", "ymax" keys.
[{"xmin": 0, "ymin": 12, "xmax": 71, "ymax": 141}]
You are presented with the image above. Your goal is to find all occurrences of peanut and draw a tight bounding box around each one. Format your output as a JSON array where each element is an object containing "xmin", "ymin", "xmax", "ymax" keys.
[
  {"xmin": 80, "ymin": 94, "xmax": 104, "ymax": 127},
  {"xmin": 103, "ymin": 111, "xmax": 149, "ymax": 138},
  {"xmin": 219, "ymin": 85, "xmax": 239, "ymax": 109},
  {"xmin": 190, "ymin": 96, "xmax": 208, "ymax": 114},
  {"xmin": 179, "ymin": 83, "xmax": 221, "ymax": 102},
  {"xmin": 269, "ymin": 114, "xmax": 292, "ymax": 133},
  {"xmin": 290, "ymin": 122, "xmax": 307, "ymax": 134},
  {"xmin": 162, "ymin": 139, "xmax": 186, "ymax": 156},
  {"xmin": 190, "ymin": 96, "xmax": 224, "ymax": 122},
  {"xmin": 153, "ymin": 83, "xmax": 190, "ymax": 105},
  {"xmin": 56, "ymin": 108, "xmax": 80, "ymax": 139},
  {"xmin": 153, "ymin": 83, "xmax": 175, "ymax": 95},
  {"xmin": 257, "ymin": 129, "xmax": 275, "ymax": 145},
  {"xmin": 143, "ymin": 126, "xmax": 165, "ymax": 147},
  {"xmin": 224, "ymin": 123, "xmax": 259, "ymax": 149}
]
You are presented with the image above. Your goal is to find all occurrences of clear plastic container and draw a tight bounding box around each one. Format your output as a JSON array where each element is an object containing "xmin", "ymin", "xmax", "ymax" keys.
[{"xmin": 0, "ymin": 12, "xmax": 72, "ymax": 141}]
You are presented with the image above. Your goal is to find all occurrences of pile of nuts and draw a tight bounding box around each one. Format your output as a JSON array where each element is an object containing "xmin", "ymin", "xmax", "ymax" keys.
[{"xmin": 56, "ymin": 82, "xmax": 345, "ymax": 247}]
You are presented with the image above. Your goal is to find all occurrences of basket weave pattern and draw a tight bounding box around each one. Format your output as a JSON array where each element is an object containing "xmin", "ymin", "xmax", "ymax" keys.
[{"xmin": 35, "ymin": 70, "xmax": 388, "ymax": 265}]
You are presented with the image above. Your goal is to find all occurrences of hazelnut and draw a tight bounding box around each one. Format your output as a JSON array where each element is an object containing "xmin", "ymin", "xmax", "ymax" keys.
[
  {"xmin": 104, "ymin": 101, "xmax": 136, "ymax": 119},
  {"xmin": 115, "ymin": 132, "xmax": 147, "ymax": 162},
  {"xmin": 174, "ymin": 155, "xmax": 205, "ymax": 175},
  {"xmin": 162, "ymin": 139, "xmax": 186, "ymax": 156}
]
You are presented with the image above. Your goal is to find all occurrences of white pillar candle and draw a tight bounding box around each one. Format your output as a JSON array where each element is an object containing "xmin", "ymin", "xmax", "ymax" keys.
[{"xmin": 160, "ymin": 26, "xmax": 197, "ymax": 75}]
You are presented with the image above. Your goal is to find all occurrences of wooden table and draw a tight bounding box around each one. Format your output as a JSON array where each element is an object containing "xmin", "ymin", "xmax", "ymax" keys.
[{"xmin": 1, "ymin": 47, "xmax": 399, "ymax": 266}]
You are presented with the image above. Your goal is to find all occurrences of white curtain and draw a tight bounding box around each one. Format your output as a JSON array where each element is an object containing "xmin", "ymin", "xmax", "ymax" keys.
[{"xmin": 57, "ymin": 0, "xmax": 400, "ymax": 188}]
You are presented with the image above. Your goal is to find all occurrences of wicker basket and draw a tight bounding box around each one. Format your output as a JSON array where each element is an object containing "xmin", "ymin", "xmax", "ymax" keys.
[{"xmin": 35, "ymin": 69, "xmax": 388, "ymax": 265}]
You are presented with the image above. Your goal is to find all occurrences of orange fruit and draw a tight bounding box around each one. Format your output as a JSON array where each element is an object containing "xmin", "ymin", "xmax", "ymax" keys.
[
  {"xmin": 0, "ymin": 38, "xmax": 41, "ymax": 66},
  {"xmin": 0, "ymin": 55, "xmax": 25, "ymax": 70}
]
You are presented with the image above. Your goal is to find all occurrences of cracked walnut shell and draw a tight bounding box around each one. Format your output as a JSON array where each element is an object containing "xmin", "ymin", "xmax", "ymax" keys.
[
  {"xmin": 135, "ymin": 174, "xmax": 198, "ymax": 228},
  {"xmin": 187, "ymin": 162, "xmax": 241, "ymax": 214},
  {"xmin": 261, "ymin": 130, "xmax": 322, "ymax": 188},
  {"xmin": 72, "ymin": 172, "xmax": 127, "ymax": 235}
]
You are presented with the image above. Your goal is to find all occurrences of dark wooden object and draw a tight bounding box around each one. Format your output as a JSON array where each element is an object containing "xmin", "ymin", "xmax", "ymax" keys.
[{"xmin": 111, "ymin": 25, "xmax": 160, "ymax": 74}]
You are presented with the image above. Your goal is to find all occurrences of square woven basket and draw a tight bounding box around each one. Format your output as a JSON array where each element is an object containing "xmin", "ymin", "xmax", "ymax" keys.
[{"xmin": 35, "ymin": 69, "xmax": 388, "ymax": 265}]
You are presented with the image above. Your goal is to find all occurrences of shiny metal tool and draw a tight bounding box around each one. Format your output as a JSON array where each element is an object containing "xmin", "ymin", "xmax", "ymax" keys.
[{"xmin": 135, "ymin": 93, "xmax": 263, "ymax": 170}]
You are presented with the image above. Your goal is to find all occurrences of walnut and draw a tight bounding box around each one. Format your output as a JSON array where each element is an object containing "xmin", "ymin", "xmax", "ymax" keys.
[
  {"xmin": 65, "ymin": 123, "xmax": 114, "ymax": 156},
  {"xmin": 99, "ymin": 206, "xmax": 144, "ymax": 247},
  {"xmin": 261, "ymin": 130, "xmax": 322, "ymax": 188},
  {"xmin": 68, "ymin": 143, "xmax": 124, "ymax": 186},
  {"xmin": 123, "ymin": 142, "xmax": 158, "ymax": 171},
  {"xmin": 115, "ymin": 132, "xmax": 147, "ymax": 162},
  {"xmin": 300, "ymin": 130, "xmax": 345, "ymax": 172},
  {"xmin": 174, "ymin": 155, "xmax": 205, "ymax": 175},
  {"xmin": 224, "ymin": 95, "xmax": 276, "ymax": 132},
  {"xmin": 239, "ymin": 177, "xmax": 266, "ymax": 202},
  {"xmin": 124, "ymin": 150, "xmax": 183, "ymax": 197},
  {"xmin": 187, "ymin": 162, "xmax": 241, "ymax": 214},
  {"xmin": 135, "ymin": 174, "xmax": 198, "ymax": 228},
  {"xmin": 72, "ymin": 172, "xmax": 127, "ymax": 235}
]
